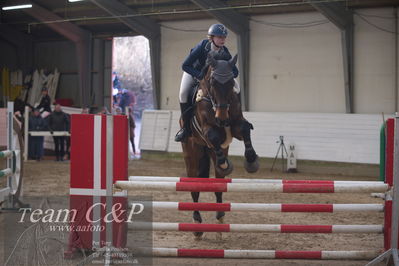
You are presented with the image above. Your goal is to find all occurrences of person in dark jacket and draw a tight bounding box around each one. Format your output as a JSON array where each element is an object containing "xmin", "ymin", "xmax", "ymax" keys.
[
  {"xmin": 65, "ymin": 113, "xmax": 71, "ymax": 160},
  {"xmin": 28, "ymin": 108, "xmax": 47, "ymax": 161},
  {"xmin": 175, "ymin": 23, "xmax": 239, "ymax": 142},
  {"xmin": 36, "ymin": 87, "xmax": 52, "ymax": 113},
  {"xmin": 128, "ymin": 107, "xmax": 136, "ymax": 155},
  {"xmin": 48, "ymin": 104, "xmax": 69, "ymax": 161}
]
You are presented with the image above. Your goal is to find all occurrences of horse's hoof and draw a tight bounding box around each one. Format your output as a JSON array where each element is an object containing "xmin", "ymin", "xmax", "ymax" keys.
[
  {"xmin": 244, "ymin": 156, "xmax": 259, "ymax": 173},
  {"xmin": 216, "ymin": 212, "xmax": 225, "ymax": 221},
  {"xmin": 193, "ymin": 218, "xmax": 203, "ymax": 240},
  {"xmin": 216, "ymin": 158, "xmax": 233, "ymax": 176},
  {"xmin": 193, "ymin": 231, "xmax": 203, "ymax": 240},
  {"xmin": 216, "ymin": 216, "xmax": 224, "ymax": 240}
]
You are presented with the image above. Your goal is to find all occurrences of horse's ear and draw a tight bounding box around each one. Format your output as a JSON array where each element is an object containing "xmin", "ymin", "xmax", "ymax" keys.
[
  {"xmin": 229, "ymin": 54, "xmax": 238, "ymax": 67},
  {"xmin": 207, "ymin": 53, "xmax": 218, "ymax": 68}
]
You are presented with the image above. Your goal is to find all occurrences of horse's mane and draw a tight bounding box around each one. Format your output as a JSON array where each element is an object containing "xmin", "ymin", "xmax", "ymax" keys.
[{"xmin": 199, "ymin": 64, "xmax": 212, "ymax": 96}]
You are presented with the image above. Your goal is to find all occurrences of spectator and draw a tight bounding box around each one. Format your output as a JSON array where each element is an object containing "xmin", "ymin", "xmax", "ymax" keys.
[
  {"xmin": 118, "ymin": 89, "xmax": 136, "ymax": 114},
  {"xmin": 114, "ymin": 106, "xmax": 122, "ymax": 115},
  {"xmin": 13, "ymin": 94, "xmax": 27, "ymax": 123},
  {"xmin": 36, "ymin": 87, "xmax": 52, "ymax": 114},
  {"xmin": 13, "ymin": 94, "xmax": 26, "ymax": 115},
  {"xmin": 48, "ymin": 104, "xmax": 69, "ymax": 161},
  {"xmin": 65, "ymin": 113, "xmax": 71, "ymax": 160},
  {"xmin": 128, "ymin": 107, "xmax": 137, "ymax": 156},
  {"xmin": 81, "ymin": 107, "xmax": 90, "ymax": 114},
  {"xmin": 112, "ymin": 72, "xmax": 122, "ymax": 91},
  {"xmin": 98, "ymin": 106, "xmax": 110, "ymax": 115},
  {"xmin": 28, "ymin": 108, "xmax": 46, "ymax": 161}
]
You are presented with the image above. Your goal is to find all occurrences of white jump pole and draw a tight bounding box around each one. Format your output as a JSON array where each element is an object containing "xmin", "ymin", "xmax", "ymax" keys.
[
  {"xmin": 129, "ymin": 176, "xmax": 384, "ymax": 185},
  {"xmin": 132, "ymin": 201, "xmax": 384, "ymax": 213},
  {"xmin": 128, "ymin": 222, "xmax": 383, "ymax": 234},
  {"xmin": 140, "ymin": 248, "xmax": 381, "ymax": 260},
  {"xmin": 115, "ymin": 181, "xmax": 389, "ymax": 193}
]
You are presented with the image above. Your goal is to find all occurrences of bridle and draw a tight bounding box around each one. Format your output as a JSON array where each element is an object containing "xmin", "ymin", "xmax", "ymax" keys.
[{"xmin": 202, "ymin": 75, "xmax": 232, "ymax": 111}]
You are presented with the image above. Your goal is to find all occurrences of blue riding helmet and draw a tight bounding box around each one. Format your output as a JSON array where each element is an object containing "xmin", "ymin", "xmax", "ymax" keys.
[{"xmin": 208, "ymin": 24, "xmax": 228, "ymax": 37}]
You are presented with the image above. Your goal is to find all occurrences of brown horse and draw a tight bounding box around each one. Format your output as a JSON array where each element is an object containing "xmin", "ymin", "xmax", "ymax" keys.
[{"xmin": 181, "ymin": 52, "xmax": 259, "ymax": 239}]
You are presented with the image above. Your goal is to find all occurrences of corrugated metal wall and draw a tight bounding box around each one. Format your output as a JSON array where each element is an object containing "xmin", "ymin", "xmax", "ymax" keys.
[{"xmin": 160, "ymin": 7, "xmax": 398, "ymax": 114}]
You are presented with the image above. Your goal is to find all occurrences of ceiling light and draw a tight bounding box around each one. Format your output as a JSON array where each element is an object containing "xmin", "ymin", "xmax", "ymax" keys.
[
  {"xmin": 68, "ymin": 0, "xmax": 84, "ymax": 2},
  {"xmin": 2, "ymin": 4, "xmax": 32, "ymax": 10}
]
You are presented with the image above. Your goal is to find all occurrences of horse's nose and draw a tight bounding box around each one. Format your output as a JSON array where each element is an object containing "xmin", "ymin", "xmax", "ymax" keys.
[{"xmin": 215, "ymin": 118, "xmax": 230, "ymax": 127}]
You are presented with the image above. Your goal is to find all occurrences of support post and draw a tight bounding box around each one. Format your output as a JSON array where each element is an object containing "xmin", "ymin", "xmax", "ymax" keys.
[
  {"xmin": 23, "ymin": 106, "xmax": 29, "ymax": 162},
  {"xmin": 310, "ymin": 1, "xmax": 354, "ymax": 113}
]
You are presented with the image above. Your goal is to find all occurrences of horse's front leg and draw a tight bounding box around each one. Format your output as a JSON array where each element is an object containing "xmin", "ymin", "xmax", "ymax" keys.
[
  {"xmin": 206, "ymin": 127, "xmax": 233, "ymax": 176},
  {"xmin": 232, "ymin": 120, "xmax": 259, "ymax": 173}
]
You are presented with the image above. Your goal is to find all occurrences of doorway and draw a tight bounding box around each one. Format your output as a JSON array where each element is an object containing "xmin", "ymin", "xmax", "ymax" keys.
[{"xmin": 112, "ymin": 36, "xmax": 154, "ymax": 159}]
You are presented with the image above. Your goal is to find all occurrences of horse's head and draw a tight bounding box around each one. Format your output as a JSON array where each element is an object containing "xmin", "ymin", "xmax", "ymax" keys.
[{"xmin": 205, "ymin": 52, "xmax": 238, "ymax": 127}]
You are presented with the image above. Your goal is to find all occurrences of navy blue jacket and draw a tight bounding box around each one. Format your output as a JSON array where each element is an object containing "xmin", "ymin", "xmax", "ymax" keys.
[
  {"xmin": 37, "ymin": 95, "xmax": 52, "ymax": 113},
  {"xmin": 29, "ymin": 115, "xmax": 47, "ymax": 131},
  {"xmin": 182, "ymin": 39, "xmax": 239, "ymax": 79}
]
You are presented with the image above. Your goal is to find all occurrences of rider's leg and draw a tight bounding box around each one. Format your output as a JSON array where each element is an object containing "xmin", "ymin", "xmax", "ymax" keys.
[
  {"xmin": 233, "ymin": 79, "xmax": 240, "ymax": 94},
  {"xmin": 233, "ymin": 79, "xmax": 242, "ymax": 105},
  {"xmin": 175, "ymin": 72, "xmax": 195, "ymax": 142}
]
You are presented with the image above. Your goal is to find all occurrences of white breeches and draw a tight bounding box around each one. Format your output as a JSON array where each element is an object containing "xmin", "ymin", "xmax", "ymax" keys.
[{"xmin": 179, "ymin": 71, "xmax": 240, "ymax": 103}]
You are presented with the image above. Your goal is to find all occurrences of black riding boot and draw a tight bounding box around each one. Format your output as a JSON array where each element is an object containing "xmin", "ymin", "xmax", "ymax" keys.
[{"xmin": 175, "ymin": 103, "xmax": 192, "ymax": 142}]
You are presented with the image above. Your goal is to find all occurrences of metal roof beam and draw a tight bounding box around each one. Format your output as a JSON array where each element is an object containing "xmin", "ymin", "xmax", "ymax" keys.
[
  {"xmin": 190, "ymin": 0, "xmax": 249, "ymax": 34},
  {"xmin": 190, "ymin": 0, "xmax": 250, "ymax": 111},
  {"xmin": 89, "ymin": 0, "xmax": 160, "ymax": 39},
  {"xmin": 310, "ymin": 1, "xmax": 353, "ymax": 30},
  {"xmin": 310, "ymin": 1, "xmax": 354, "ymax": 113}
]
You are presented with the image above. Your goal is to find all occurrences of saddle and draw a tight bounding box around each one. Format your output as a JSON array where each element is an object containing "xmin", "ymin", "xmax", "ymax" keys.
[{"xmin": 187, "ymin": 83, "xmax": 214, "ymax": 147}]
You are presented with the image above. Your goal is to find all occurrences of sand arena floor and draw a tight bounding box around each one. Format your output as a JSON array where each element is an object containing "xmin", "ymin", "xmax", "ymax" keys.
[{"xmin": 2, "ymin": 154, "xmax": 385, "ymax": 266}]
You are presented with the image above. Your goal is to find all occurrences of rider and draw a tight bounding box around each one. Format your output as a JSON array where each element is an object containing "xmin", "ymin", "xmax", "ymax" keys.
[{"xmin": 175, "ymin": 23, "xmax": 239, "ymax": 142}]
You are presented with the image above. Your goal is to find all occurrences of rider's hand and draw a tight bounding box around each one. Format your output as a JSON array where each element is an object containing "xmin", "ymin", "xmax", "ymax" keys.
[{"xmin": 197, "ymin": 71, "xmax": 205, "ymax": 80}]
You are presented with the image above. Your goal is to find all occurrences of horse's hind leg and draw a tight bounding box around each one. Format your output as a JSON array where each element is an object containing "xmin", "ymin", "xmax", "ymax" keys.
[
  {"xmin": 191, "ymin": 145, "xmax": 210, "ymax": 222},
  {"xmin": 183, "ymin": 143, "xmax": 209, "ymax": 240},
  {"xmin": 209, "ymin": 149, "xmax": 227, "ymax": 240}
]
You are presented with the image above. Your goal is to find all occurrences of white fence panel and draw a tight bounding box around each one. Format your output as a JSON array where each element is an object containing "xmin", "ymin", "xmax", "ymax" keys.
[{"xmin": 140, "ymin": 110, "xmax": 392, "ymax": 164}]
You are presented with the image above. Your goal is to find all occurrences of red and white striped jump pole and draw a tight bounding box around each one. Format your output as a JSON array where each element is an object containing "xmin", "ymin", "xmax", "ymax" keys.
[
  {"xmin": 129, "ymin": 222, "xmax": 383, "ymax": 234},
  {"xmin": 115, "ymin": 180, "xmax": 389, "ymax": 193},
  {"xmin": 129, "ymin": 176, "xmax": 384, "ymax": 185},
  {"xmin": 138, "ymin": 201, "xmax": 384, "ymax": 213},
  {"xmin": 142, "ymin": 248, "xmax": 381, "ymax": 260}
]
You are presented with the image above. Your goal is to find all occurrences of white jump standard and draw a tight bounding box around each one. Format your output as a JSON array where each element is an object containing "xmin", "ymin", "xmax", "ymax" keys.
[{"xmin": 0, "ymin": 102, "xmax": 25, "ymax": 209}]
